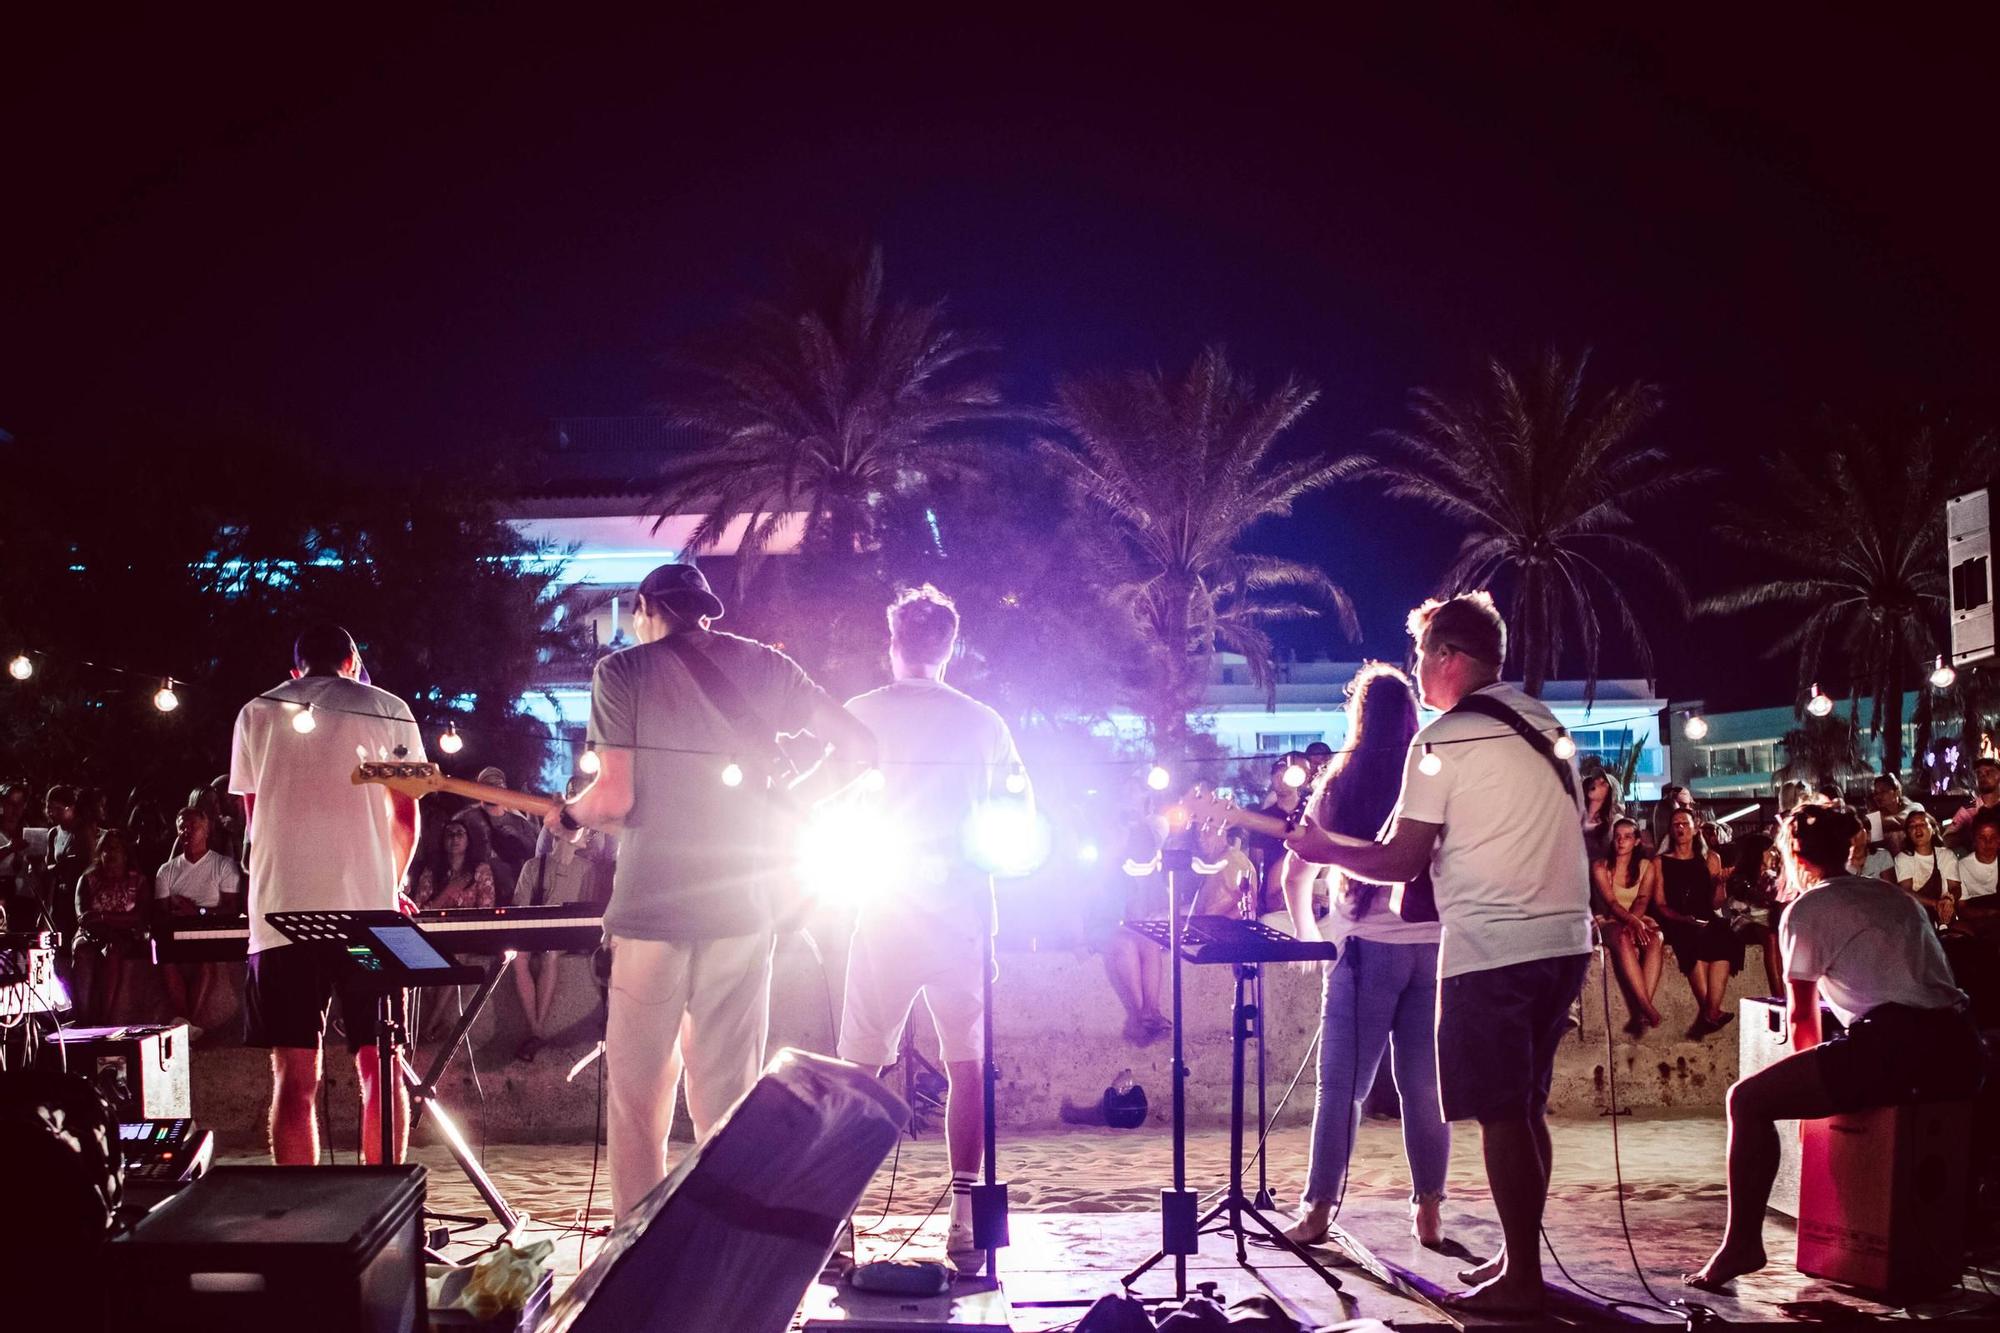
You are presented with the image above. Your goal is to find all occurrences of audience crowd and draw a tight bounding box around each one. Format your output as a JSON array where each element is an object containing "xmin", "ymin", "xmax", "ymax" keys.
[{"xmin": 0, "ymin": 769, "xmax": 611, "ymax": 1060}]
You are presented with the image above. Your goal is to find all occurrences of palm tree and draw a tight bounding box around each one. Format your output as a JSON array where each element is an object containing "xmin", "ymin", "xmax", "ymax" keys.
[
  {"xmin": 1776, "ymin": 711, "xmax": 1870, "ymax": 792},
  {"xmin": 1037, "ymin": 345, "xmax": 1363, "ymax": 755},
  {"xmin": 1371, "ymin": 350, "xmax": 1703, "ymax": 703},
  {"xmin": 649, "ymin": 246, "xmax": 1008, "ymax": 572},
  {"xmin": 1699, "ymin": 414, "xmax": 1996, "ymax": 778}
]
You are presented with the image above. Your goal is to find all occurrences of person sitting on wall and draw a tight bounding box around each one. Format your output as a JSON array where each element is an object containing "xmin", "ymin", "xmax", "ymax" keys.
[{"xmin": 1686, "ymin": 803, "xmax": 1985, "ymax": 1290}]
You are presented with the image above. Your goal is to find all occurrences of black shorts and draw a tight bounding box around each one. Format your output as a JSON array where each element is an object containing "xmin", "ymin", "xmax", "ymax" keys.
[
  {"xmin": 1811, "ymin": 1003, "xmax": 1985, "ymax": 1113},
  {"xmin": 1437, "ymin": 952, "xmax": 1591, "ymax": 1123},
  {"xmin": 244, "ymin": 944, "xmax": 404, "ymax": 1054}
]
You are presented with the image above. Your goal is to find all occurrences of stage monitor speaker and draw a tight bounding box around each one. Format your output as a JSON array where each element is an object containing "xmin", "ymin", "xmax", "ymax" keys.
[
  {"xmin": 1948, "ymin": 487, "xmax": 1998, "ymax": 668},
  {"xmin": 543, "ymin": 1047, "xmax": 910, "ymax": 1333},
  {"xmin": 44, "ymin": 1022, "xmax": 191, "ymax": 1120},
  {"xmin": 105, "ymin": 1165, "xmax": 427, "ymax": 1333}
]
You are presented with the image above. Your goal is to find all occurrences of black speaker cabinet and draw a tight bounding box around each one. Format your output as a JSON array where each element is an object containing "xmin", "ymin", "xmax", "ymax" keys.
[
  {"xmin": 104, "ymin": 1166, "xmax": 427, "ymax": 1333},
  {"xmin": 544, "ymin": 1048, "xmax": 909, "ymax": 1333}
]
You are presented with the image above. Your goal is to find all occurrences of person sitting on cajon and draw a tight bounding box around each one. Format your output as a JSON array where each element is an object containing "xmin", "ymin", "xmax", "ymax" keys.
[{"xmin": 1687, "ymin": 803, "xmax": 1985, "ymax": 1289}]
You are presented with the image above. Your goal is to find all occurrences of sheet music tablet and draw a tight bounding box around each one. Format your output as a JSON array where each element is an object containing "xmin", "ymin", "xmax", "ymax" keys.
[{"xmin": 366, "ymin": 924, "xmax": 453, "ymax": 973}]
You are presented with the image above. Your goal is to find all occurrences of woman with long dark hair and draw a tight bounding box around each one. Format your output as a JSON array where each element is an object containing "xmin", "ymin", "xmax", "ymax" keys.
[
  {"xmin": 1593, "ymin": 817, "xmax": 1664, "ymax": 1034},
  {"xmin": 1280, "ymin": 664, "xmax": 1449, "ymax": 1248},
  {"xmin": 1653, "ymin": 808, "xmax": 1741, "ymax": 1037},
  {"xmin": 411, "ymin": 815, "xmax": 497, "ymax": 911}
]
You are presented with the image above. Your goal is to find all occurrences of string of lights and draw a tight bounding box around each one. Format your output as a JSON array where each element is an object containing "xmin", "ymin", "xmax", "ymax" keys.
[{"xmin": 4, "ymin": 640, "xmax": 1962, "ymax": 781}]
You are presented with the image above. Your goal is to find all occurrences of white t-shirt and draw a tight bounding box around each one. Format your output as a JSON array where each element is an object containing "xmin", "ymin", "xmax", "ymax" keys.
[
  {"xmin": 1392, "ymin": 683, "xmax": 1592, "ymax": 978},
  {"xmin": 1893, "ymin": 846, "xmax": 1959, "ymax": 892},
  {"xmin": 842, "ymin": 677, "xmax": 1023, "ymax": 924},
  {"xmin": 1326, "ymin": 873, "xmax": 1443, "ymax": 946},
  {"xmin": 230, "ymin": 675, "xmax": 426, "ymax": 954},
  {"xmin": 1780, "ymin": 874, "xmax": 1965, "ymax": 1026},
  {"xmin": 154, "ymin": 849, "xmax": 242, "ymax": 910},
  {"xmin": 1959, "ymin": 853, "xmax": 2000, "ymax": 900}
]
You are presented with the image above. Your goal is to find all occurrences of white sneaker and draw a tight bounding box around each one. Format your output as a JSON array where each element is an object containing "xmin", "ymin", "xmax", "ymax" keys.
[{"xmin": 946, "ymin": 1219, "xmax": 982, "ymax": 1275}]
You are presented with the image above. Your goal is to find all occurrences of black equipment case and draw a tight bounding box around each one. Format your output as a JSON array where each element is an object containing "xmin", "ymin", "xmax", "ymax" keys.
[{"xmin": 103, "ymin": 1164, "xmax": 426, "ymax": 1332}]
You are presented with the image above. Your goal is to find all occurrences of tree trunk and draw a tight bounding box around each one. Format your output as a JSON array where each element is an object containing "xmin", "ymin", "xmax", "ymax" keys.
[
  {"xmin": 1520, "ymin": 566, "xmax": 1548, "ymax": 696},
  {"xmin": 1882, "ymin": 657, "xmax": 1905, "ymax": 781}
]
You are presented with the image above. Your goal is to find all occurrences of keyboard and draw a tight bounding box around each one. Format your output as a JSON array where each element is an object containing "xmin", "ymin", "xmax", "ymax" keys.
[{"xmin": 152, "ymin": 904, "xmax": 605, "ymax": 963}]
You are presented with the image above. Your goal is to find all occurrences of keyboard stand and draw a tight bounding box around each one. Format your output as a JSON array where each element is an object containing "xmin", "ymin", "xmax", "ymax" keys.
[{"xmin": 404, "ymin": 952, "xmax": 528, "ymax": 1252}]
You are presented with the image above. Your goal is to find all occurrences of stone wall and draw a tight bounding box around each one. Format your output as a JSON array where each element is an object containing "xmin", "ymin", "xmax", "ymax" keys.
[{"xmin": 90, "ymin": 927, "xmax": 1763, "ymax": 1152}]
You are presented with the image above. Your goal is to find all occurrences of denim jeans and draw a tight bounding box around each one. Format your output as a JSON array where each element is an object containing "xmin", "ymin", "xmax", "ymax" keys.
[{"xmin": 1302, "ymin": 936, "xmax": 1450, "ymax": 1206}]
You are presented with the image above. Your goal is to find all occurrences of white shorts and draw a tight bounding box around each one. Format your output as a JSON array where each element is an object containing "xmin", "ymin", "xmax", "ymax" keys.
[{"xmin": 838, "ymin": 914, "xmax": 985, "ymax": 1068}]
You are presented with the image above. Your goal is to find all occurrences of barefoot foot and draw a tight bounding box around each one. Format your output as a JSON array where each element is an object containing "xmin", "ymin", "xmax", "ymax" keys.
[
  {"xmin": 1442, "ymin": 1273, "xmax": 1546, "ymax": 1316},
  {"xmin": 1685, "ymin": 1243, "xmax": 1766, "ymax": 1290},
  {"xmin": 1285, "ymin": 1205, "xmax": 1331, "ymax": 1246},
  {"xmin": 1411, "ymin": 1195, "xmax": 1443, "ymax": 1248},
  {"xmin": 1456, "ymin": 1252, "xmax": 1503, "ymax": 1286}
]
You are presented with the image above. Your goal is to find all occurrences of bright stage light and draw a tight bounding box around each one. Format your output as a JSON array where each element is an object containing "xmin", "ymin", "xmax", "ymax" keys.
[
  {"xmin": 860, "ymin": 766, "xmax": 886, "ymax": 793},
  {"xmin": 1805, "ymin": 685, "xmax": 1834, "ymax": 719},
  {"xmin": 1077, "ymin": 841, "xmax": 1100, "ymax": 864},
  {"xmin": 154, "ymin": 680, "xmax": 180, "ymax": 713},
  {"xmin": 967, "ymin": 801, "xmax": 1051, "ymax": 878},
  {"xmin": 1004, "ymin": 763, "xmax": 1028, "ymax": 795},
  {"xmin": 578, "ymin": 741, "xmax": 601, "ymax": 775},
  {"xmin": 1146, "ymin": 765, "xmax": 1171, "ymax": 792},
  {"xmin": 290, "ymin": 704, "xmax": 317, "ymax": 734},
  {"xmin": 1418, "ymin": 744, "xmax": 1442, "ymax": 777},
  {"xmin": 1682, "ymin": 712, "xmax": 1709, "ymax": 741},
  {"xmin": 6, "ymin": 655, "xmax": 30, "ymax": 681},
  {"xmin": 720, "ymin": 761, "xmax": 745, "ymax": 788},
  {"xmin": 796, "ymin": 806, "xmax": 906, "ymax": 907},
  {"xmin": 437, "ymin": 721, "xmax": 463, "ymax": 754},
  {"xmin": 1281, "ymin": 762, "xmax": 1308, "ymax": 789},
  {"xmin": 1931, "ymin": 656, "xmax": 1957, "ymax": 690}
]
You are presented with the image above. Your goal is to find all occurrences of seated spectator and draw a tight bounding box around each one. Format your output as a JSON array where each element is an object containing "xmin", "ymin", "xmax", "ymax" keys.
[
  {"xmin": 0, "ymin": 780, "xmax": 40, "ymax": 926},
  {"xmin": 1722, "ymin": 834, "xmax": 1784, "ymax": 996},
  {"xmin": 1895, "ymin": 810, "xmax": 1959, "ymax": 920},
  {"xmin": 1102, "ymin": 815, "xmax": 1171, "ymax": 1046},
  {"xmin": 510, "ymin": 810, "xmax": 610, "ymax": 1062},
  {"xmin": 1948, "ymin": 758, "xmax": 2000, "ymax": 848},
  {"xmin": 1960, "ymin": 809, "xmax": 2000, "ymax": 902},
  {"xmin": 153, "ymin": 805, "xmax": 244, "ymax": 1038},
  {"xmin": 1190, "ymin": 825, "xmax": 1256, "ymax": 917},
  {"xmin": 1652, "ymin": 808, "xmax": 1742, "ymax": 1038},
  {"xmin": 462, "ymin": 767, "xmax": 538, "ymax": 901},
  {"xmin": 411, "ymin": 816, "xmax": 497, "ymax": 911},
  {"xmin": 1593, "ymin": 818, "xmax": 1664, "ymax": 1034},
  {"xmin": 74, "ymin": 829, "xmax": 147, "ymax": 1023},
  {"xmin": 1687, "ymin": 804, "xmax": 1982, "ymax": 1290}
]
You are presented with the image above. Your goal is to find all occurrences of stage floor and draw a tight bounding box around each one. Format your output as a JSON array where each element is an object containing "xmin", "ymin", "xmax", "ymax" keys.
[{"xmin": 226, "ymin": 1113, "xmax": 2000, "ymax": 1327}]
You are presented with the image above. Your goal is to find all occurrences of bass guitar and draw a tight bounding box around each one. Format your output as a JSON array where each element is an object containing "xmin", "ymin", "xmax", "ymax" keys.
[
  {"xmin": 1177, "ymin": 788, "xmax": 1438, "ymax": 924},
  {"xmin": 352, "ymin": 761, "xmax": 561, "ymax": 818}
]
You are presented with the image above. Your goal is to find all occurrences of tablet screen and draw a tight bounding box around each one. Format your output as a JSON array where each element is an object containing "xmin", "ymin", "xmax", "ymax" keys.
[{"xmin": 368, "ymin": 924, "xmax": 453, "ymax": 972}]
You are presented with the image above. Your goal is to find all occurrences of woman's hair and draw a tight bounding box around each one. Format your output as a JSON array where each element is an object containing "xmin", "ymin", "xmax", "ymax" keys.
[
  {"xmin": 1596, "ymin": 817, "xmax": 1644, "ymax": 882},
  {"xmin": 89, "ymin": 826, "xmax": 128, "ymax": 874},
  {"xmin": 1904, "ymin": 809, "xmax": 1937, "ymax": 850},
  {"xmin": 1727, "ymin": 833, "xmax": 1779, "ymax": 904},
  {"xmin": 1783, "ymin": 803, "xmax": 1862, "ymax": 887},
  {"xmin": 421, "ymin": 815, "xmax": 491, "ymax": 883},
  {"xmin": 1584, "ymin": 771, "xmax": 1624, "ymax": 824},
  {"xmin": 1665, "ymin": 806, "xmax": 1709, "ymax": 859},
  {"xmin": 1310, "ymin": 663, "xmax": 1420, "ymax": 840}
]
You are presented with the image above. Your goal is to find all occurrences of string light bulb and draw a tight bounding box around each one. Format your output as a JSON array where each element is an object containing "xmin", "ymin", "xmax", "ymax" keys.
[
  {"xmin": 1931, "ymin": 656, "xmax": 1957, "ymax": 690},
  {"xmin": 720, "ymin": 761, "xmax": 745, "ymax": 788},
  {"xmin": 6, "ymin": 654, "xmax": 30, "ymax": 681},
  {"xmin": 290, "ymin": 703, "xmax": 317, "ymax": 734},
  {"xmin": 1682, "ymin": 711, "xmax": 1709, "ymax": 742},
  {"xmin": 438, "ymin": 721, "xmax": 463, "ymax": 755},
  {"xmin": 1281, "ymin": 761, "xmax": 1309, "ymax": 789},
  {"xmin": 1418, "ymin": 744, "xmax": 1442, "ymax": 776},
  {"xmin": 1551, "ymin": 729, "xmax": 1578, "ymax": 761},
  {"xmin": 1005, "ymin": 762, "xmax": 1028, "ymax": 795},
  {"xmin": 153, "ymin": 679, "xmax": 180, "ymax": 713},
  {"xmin": 577, "ymin": 741, "xmax": 601, "ymax": 775},
  {"xmin": 1145, "ymin": 764, "xmax": 1171, "ymax": 792},
  {"xmin": 1805, "ymin": 684, "xmax": 1834, "ymax": 719}
]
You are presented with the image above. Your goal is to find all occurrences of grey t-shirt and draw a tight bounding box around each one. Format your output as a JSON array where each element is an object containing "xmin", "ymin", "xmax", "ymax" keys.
[{"xmin": 588, "ymin": 630, "xmax": 830, "ymax": 941}]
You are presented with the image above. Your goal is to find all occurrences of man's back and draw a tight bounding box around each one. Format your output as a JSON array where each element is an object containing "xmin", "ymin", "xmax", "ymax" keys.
[
  {"xmin": 589, "ymin": 629, "xmax": 828, "ymax": 941},
  {"xmin": 230, "ymin": 675, "xmax": 423, "ymax": 953},
  {"xmin": 843, "ymin": 679, "xmax": 1020, "ymax": 909},
  {"xmin": 1395, "ymin": 682, "xmax": 1592, "ymax": 977}
]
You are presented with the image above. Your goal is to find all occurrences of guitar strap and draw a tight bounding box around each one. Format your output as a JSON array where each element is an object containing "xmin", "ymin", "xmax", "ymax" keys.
[
  {"xmin": 660, "ymin": 635, "xmax": 795, "ymax": 783},
  {"xmin": 1447, "ymin": 691, "xmax": 1580, "ymax": 807}
]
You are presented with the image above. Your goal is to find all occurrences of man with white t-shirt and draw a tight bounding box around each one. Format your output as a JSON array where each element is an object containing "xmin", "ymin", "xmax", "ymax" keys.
[
  {"xmin": 1959, "ymin": 811, "xmax": 2000, "ymax": 900},
  {"xmin": 154, "ymin": 802, "xmax": 244, "ymax": 1036},
  {"xmin": 1286, "ymin": 592, "xmax": 1592, "ymax": 1316},
  {"xmin": 231, "ymin": 625, "xmax": 423, "ymax": 1165},
  {"xmin": 837, "ymin": 585, "xmax": 1025, "ymax": 1274}
]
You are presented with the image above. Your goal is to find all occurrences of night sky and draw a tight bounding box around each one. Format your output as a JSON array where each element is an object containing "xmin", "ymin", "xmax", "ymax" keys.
[{"xmin": 8, "ymin": 9, "xmax": 1998, "ymax": 709}]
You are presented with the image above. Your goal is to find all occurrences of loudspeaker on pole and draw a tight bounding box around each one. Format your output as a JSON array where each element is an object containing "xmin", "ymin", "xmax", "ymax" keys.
[{"xmin": 1948, "ymin": 487, "xmax": 1998, "ymax": 669}]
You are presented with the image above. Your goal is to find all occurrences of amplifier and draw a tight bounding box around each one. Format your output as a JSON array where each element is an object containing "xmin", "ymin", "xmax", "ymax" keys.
[
  {"xmin": 105, "ymin": 1165, "xmax": 427, "ymax": 1333},
  {"xmin": 0, "ymin": 931, "xmax": 66, "ymax": 1018},
  {"xmin": 45, "ymin": 1022, "xmax": 191, "ymax": 1120}
]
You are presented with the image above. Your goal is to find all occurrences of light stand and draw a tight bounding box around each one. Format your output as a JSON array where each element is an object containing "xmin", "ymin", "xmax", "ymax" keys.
[
  {"xmin": 968, "ymin": 876, "xmax": 1009, "ymax": 1277},
  {"xmin": 1118, "ymin": 846, "xmax": 1199, "ymax": 1298}
]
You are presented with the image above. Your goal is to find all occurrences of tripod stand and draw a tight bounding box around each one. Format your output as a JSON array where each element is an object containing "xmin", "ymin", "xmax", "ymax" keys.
[{"xmin": 1117, "ymin": 893, "xmax": 1341, "ymax": 1301}]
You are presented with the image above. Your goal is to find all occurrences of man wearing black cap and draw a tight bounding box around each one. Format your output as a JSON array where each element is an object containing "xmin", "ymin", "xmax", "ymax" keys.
[
  {"xmin": 231, "ymin": 625, "xmax": 424, "ymax": 1164},
  {"xmin": 547, "ymin": 561, "xmax": 877, "ymax": 1219}
]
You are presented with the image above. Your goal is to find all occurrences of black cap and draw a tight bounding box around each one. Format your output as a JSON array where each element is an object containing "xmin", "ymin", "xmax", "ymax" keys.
[{"xmin": 638, "ymin": 561, "xmax": 725, "ymax": 622}]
